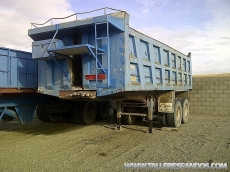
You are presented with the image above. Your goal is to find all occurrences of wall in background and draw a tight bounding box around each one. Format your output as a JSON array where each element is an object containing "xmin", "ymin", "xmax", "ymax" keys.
[{"xmin": 190, "ymin": 74, "xmax": 230, "ymax": 116}]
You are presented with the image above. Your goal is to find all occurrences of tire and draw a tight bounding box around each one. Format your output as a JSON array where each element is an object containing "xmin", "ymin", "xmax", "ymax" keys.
[
  {"xmin": 36, "ymin": 104, "xmax": 46, "ymax": 122},
  {"xmin": 42, "ymin": 113, "xmax": 51, "ymax": 122},
  {"xmin": 166, "ymin": 100, "xmax": 182, "ymax": 128},
  {"xmin": 78, "ymin": 101, "xmax": 97, "ymax": 125},
  {"xmin": 113, "ymin": 109, "xmax": 117, "ymax": 122},
  {"xmin": 47, "ymin": 114, "xmax": 60, "ymax": 122},
  {"xmin": 121, "ymin": 115, "xmax": 136, "ymax": 125},
  {"xmin": 97, "ymin": 101, "xmax": 111, "ymax": 120},
  {"xmin": 71, "ymin": 107, "xmax": 78, "ymax": 124},
  {"xmin": 36, "ymin": 104, "xmax": 60, "ymax": 122},
  {"xmin": 158, "ymin": 113, "xmax": 167, "ymax": 127},
  {"xmin": 182, "ymin": 98, "xmax": 189, "ymax": 123},
  {"xmin": 71, "ymin": 103, "xmax": 82, "ymax": 124},
  {"xmin": 2, "ymin": 115, "xmax": 14, "ymax": 122}
]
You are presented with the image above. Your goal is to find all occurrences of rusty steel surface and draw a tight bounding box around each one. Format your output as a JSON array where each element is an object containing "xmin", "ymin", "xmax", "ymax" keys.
[
  {"xmin": 0, "ymin": 88, "xmax": 37, "ymax": 94},
  {"xmin": 59, "ymin": 90, "xmax": 97, "ymax": 99}
]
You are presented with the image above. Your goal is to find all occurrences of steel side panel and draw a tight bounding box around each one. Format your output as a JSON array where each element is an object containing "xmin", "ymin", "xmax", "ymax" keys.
[
  {"xmin": 107, "ymin": 15, "xmax": 125, "ymax": 31},
  {"xmin": 125, "ymin": 28, "xmax": 192, "ymax": 91},
  {"xmin": 0, "ymin": 47, "xmax": 37, "ymax": 89}
]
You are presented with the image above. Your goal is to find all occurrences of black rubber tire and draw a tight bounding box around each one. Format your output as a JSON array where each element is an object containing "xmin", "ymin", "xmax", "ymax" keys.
[
  {"xmin": 166, "ymin": 100, "xmax": 182, "ymax": 128},
  {"xmin": 121, "ymin": 115, "xmax": 137, "ymax": 125},
  {"xmin": 47, "ymin": 114, "xmax": 60, "ymax": 122},
  {"xmin": 97, "ymin": 101, "xmax": 111, "ymax": 120},
  {"xmin": 78, "ymin": 101, "xmax": 97, "ymax": 125},
  {"xmin": 36, "ymin": 104, "xmax": 60, "ymax": 122},
  {"xmin": 36, "ymin": 104, "xmax": 46, "ymax": 122},
  {"xmin": 71, "ymin": 103, "xmax": 82, "ymax": 124},
  {"xmin": 182, "ymin": 98, "xmax": 189, "ymax": 124},
  {"xmin": 113, "ymin": 109, "xmax": 117, "ymax": 122},
  {"xmin": 2, "ymin": 115, "xmax": 14, "ymax": 122},
  {"xmin": 42, "ymin": 113, "xmax": 51, "ymax": 122},
  {"xmin": 158, "ymin": 113, "xmax": 168, "ymax": 127}
]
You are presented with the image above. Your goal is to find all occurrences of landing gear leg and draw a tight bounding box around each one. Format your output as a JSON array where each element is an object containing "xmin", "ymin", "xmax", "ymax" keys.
[
  {"xmin": 116, "ymin": 102, "xmax": 122, "ymax": 130},
  {"xmin": 148, "ymin": 97, "xmax": 154, "ymax": 133}
]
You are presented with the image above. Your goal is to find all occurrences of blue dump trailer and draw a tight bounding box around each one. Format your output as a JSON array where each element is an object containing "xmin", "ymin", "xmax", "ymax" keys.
[
  {"xmin": 28, "ymin": 8, "xmax": 192, "ymax": 132},
  {"xmin": 0, "ymin": 47, "xmax": 62, "ymax": 123},
  {"xmin": 0, "ymin": 47, "xmax": 38, "ymax": 123}
]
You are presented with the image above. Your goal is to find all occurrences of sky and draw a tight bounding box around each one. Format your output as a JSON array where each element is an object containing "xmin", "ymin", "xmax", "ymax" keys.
[{"xmin": 0, "ymin": 0, "xmax": 229, "ymax": 75}]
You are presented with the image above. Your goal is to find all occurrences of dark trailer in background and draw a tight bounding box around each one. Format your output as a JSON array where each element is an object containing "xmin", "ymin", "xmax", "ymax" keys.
[{"xmin": 28, "ymin": 7, "xmax": 192, "ymax": 131}]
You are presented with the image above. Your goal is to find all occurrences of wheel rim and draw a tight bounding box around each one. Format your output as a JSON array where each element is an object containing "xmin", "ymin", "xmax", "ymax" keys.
[
  {"xmin": 184, "ymin": 104, "xmax": 188, "ymax": 119},
  {"xmin": 176, "ymin": 106, "xmax": 181, "ymax": 124}
]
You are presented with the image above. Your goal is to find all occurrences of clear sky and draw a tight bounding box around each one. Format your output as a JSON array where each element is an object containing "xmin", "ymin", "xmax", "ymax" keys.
[{"xmin": 0, "ymin": 0, "xmax": 229, "ymax": 75}]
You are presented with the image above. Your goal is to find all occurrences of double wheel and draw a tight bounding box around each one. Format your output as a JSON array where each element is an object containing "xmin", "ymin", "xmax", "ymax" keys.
[
  {"xmin": 71, "ymin": 101, "xmax": 111, "ymax": 125},
  {"xmin": 166, "ymin": 98, "xmax": 189, "ymax": 128},
  {"xmin": 36, "ymin": 104, "xmax": 60, "ymax": 122}
]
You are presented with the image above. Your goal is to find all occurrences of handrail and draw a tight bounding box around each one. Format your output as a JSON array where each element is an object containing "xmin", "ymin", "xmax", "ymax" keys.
[{"xmin": 31, "ymin": 7, "xmax": 124, "ymax": 28}]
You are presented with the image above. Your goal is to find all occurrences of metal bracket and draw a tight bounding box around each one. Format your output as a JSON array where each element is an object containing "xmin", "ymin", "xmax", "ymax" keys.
[
  {"xmin": 87, "ymin": 45, "xmax": 106, "ymax": 74},
  {"xmin": 47, "ymin": 24, "xmax": 69, "ymax": 78},
  {"xmin": 147, "ymin": 97, "xmax": 154, "ymax": 133},
  {"xmin": 0, "ymin": 107, "xmax": 7, "ymax": 120}
]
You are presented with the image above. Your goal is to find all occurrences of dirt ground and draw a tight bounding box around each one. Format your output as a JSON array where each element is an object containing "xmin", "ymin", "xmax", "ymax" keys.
[{"xmin": 0, "ymin": 114, "xmax": 229, "ymax": 172}]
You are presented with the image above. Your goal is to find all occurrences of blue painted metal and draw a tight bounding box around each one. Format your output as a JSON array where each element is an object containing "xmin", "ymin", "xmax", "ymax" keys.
[
  {"xmin": 28, "ymin": 8, "xmax": 192, "ymax": 99},
  {"xmin": 15, "ymin": 105, "xmax": 37, "ymax": 124},
  {"xmin": 87, "ymin": 45, "xmax": 107, "ymax": 74},
  {"xmin": 0, "ymin": 107, "xmax": 7, "ymax": 120},
  {"xmin": 48, "ymin": 44, "xmax": 105, "ymax": 56},
  {"xmin": 0, "ymin": 48, "xmax": 38, "ymax": 123},
  {"xmin": 0, "ymin": 47, "xmax": 37, "ymax": 88},
  {"xmin": 0, "ymin": 95, "xmax": 62, "ymax": 123},
  {"xmin": 0, "ymin": 108, "xmax": 18, "ymax": 119},
  {"xmin": 0, "ymin": 47, "xmax": 63, "ymax": 123},
  {"xmin": 94, "ymin": 21, "xmax": 110, "ymax": 87},
  {"xmin": 0, "ymin": 96, "xmax": 38, "ymax": 123},
  {"xmin": 46, "ymin": 25, "xmax": 69, "ymax": 78}
]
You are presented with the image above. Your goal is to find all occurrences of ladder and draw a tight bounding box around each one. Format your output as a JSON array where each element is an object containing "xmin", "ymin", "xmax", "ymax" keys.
[{"xmin": 94, "ymin": 22, "xmax": 110, "ymax": 87}]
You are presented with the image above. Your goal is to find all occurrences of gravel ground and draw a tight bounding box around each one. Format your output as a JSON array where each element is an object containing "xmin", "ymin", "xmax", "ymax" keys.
[{"xmin": 0, "ymin": 114, "xmax": 229, "ymax": 172}]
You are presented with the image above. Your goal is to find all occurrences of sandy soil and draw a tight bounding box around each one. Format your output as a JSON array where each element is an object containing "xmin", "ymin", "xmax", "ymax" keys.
[{"xmin": 0, "ymin": 114, "xmax": 229, "ymax": 172}]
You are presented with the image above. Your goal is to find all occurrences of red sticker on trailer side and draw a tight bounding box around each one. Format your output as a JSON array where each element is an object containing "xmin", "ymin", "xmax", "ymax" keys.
[{"xmin": 85, "ymin": 74, "xmax": 106, "ymax": 80}]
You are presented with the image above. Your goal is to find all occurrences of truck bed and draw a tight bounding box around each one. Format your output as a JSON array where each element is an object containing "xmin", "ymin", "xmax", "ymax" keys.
[
  {"xmin": 28, "ymin": 9, "xmax": 192, "ymax": 99},
  {"xmin": 0, "ymin": 47, "xmax": 37, "ymax": 93}
]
